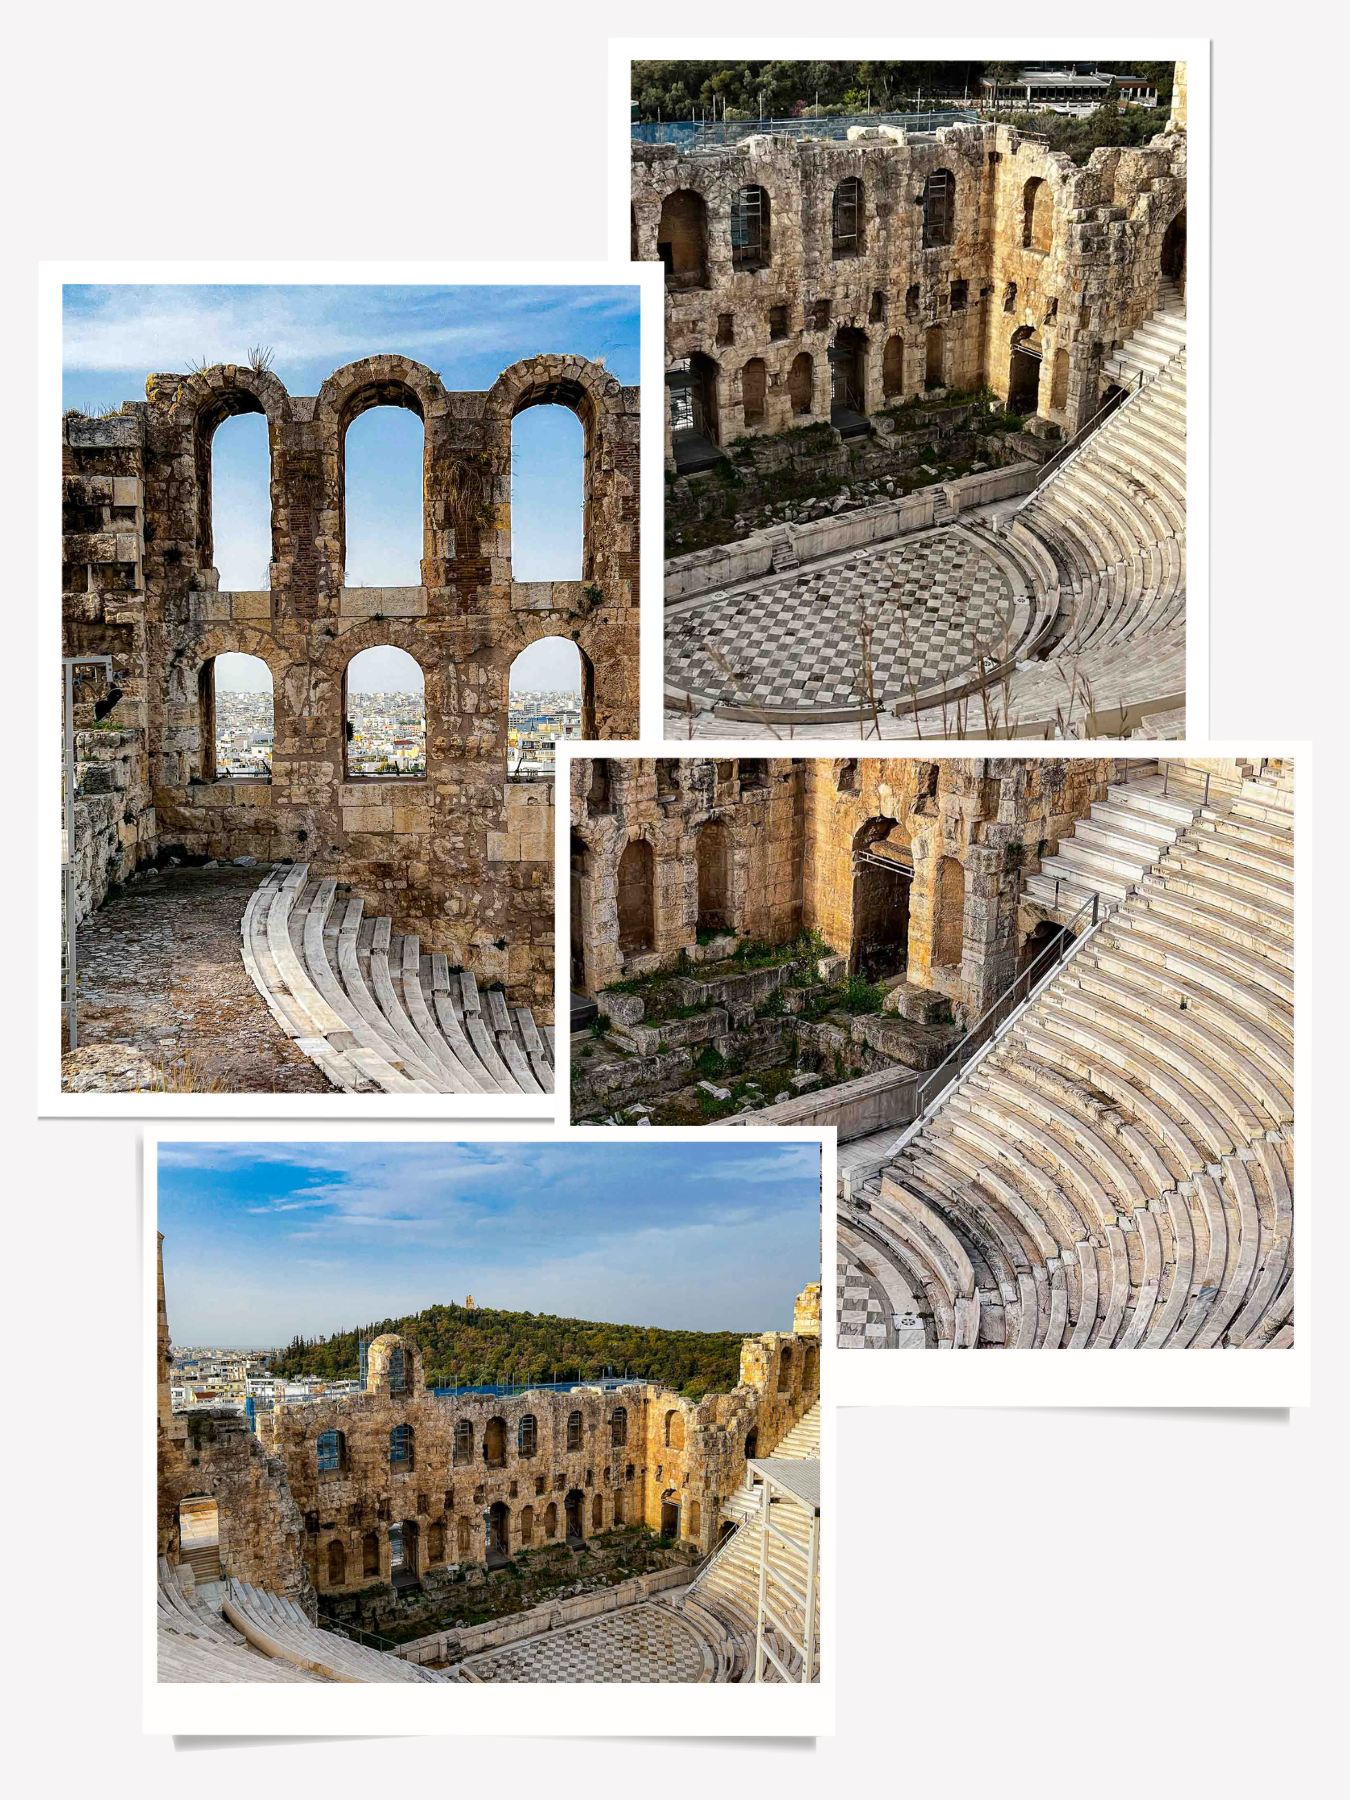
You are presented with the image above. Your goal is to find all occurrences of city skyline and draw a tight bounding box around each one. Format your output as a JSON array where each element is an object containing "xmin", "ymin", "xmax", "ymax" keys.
[{"xmin": 157, "ymin": 1139, "xmax": 821, "ymax": 1344}]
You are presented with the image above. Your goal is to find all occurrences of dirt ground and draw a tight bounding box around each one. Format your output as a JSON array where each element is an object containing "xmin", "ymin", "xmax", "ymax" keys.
[{"xmin": 62, "ymin": 865, "xmax": 335, "ymax": 1094}]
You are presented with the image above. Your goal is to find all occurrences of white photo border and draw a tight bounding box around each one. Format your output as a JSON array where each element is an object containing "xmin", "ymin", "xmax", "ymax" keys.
[
  {"xmin": 143, "ymin": 1119, "xmax": 837, "ymax": 1736},
  {"xmin": 42, "ymin": 256, "xmax": 666, "ymax": 1119},
  {"xmin": 607, "ymin": 36, "xmax": 1211, "ymax": 742},
  {"xmin": 555, "ymin": 736, "xmax": 1310, "ymax": 1408}
]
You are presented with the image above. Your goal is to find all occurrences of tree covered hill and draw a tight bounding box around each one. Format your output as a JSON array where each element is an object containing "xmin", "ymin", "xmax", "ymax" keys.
[
  {"xmin": 271, "ymin": 1300, "xmax": 756, "ymax": 1399},
  {"xmin": 631, "ymin": 59, "xmax": 1174, "ymax": 121}
]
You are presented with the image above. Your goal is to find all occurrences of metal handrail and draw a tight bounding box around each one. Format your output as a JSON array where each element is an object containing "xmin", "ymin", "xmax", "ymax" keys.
[
  {"xmin": 1032, "ymin": 370, "xmax": 1142, "ymax": 489},
  {"xmin": 886, "ymin": 887, "xmax": 1114, "ymax": 1155}
]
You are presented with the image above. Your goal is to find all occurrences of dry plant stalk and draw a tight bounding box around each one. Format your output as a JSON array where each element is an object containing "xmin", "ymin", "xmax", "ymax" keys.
[{"xmin": 699, "ymin": 637, "xmax": 782, "ymax": 739}]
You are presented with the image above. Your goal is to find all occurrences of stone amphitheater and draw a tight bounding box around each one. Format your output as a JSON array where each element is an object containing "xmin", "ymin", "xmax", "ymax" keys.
[
  {"xmin": 156, "ymin": 1238, "xmax": 821, "ymax": 1682},
  {"xmin": 835, "ymin": 763, "xmax": 1293, "ymax": 1349},
  {"xmin": 643, "ymin": 80, "xmax": 1187, "ymax": 737},
  {"xmin": 62, "ymin": 349, "xmax": 639, "ymax": 1091}
]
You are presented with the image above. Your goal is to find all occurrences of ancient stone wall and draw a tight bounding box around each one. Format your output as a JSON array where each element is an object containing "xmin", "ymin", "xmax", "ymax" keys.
[
  {"xmin": 572, "ymin": 757, "xmax": 1124, "ymax": 1015},
  {"xmin": 155, "ymin": 1237, "xmax": 312, "ymax": 1609},
  {"xmin": 245, "ymin": 1313, "xmax": 817, "ymax": 1598},
  {"xmin": 63, "ymin": 354, "xmax": 640, "ymax": 1012},
  {"xmin": 634, "ymin": 119, "xmax": 1186, "ymax": 459},
  {"xmin": 570, "ymin": 756, "xmax": 802, "ymax": 993}
]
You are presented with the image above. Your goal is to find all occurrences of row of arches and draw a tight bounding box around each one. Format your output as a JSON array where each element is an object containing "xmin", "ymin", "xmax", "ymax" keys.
[
  {"xmin": 203, "ymin": 402, "xmax": 585, "ymax": 593},
  {"xmin": 318, "ymin": 1405, "xmax": 634, "ymax": 1480},
  {"xmin": 320, "ymin": 1486, "xmax": 636, "ymax": 1587},
  {"xmin": 194, "ymin": 635, "xmax": 587, "ymax": 785},
  {"xmin": 655, "ymin": 168, "xmax": 966, "ymax": 287}
]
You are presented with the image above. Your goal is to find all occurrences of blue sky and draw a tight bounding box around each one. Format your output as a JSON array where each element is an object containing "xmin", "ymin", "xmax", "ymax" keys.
[
  {"xmin": 157, "ymin": 1139, "xmax": 821, "ymax": 1346},
  {"xmin": 63, "ymin": 284, "xmax": 641, "ymax": 692}
]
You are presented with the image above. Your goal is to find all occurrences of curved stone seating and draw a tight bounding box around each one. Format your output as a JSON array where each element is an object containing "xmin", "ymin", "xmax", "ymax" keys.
[
  {"xmin": 680, "ymin": 1402, "xmax": 821, "ymax": 1681},
  {"xmin": 844, "ymin": 779, "xmax": 1294, "ymax": 1349},
  {"xmin": 223, "ymin": 1579, "xmax": 447, "ymax": 1682},
  {"xmin": 156, "ymin": 1559, "xmax": 434, "ymax": 1684},
  {"xmin": 241, "ymin": 865, "xmax": 554, "ymax": 1096}
]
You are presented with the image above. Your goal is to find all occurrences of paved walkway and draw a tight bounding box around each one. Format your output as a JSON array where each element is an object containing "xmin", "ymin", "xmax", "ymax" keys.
[{"xmin": 64, "ymin": 865, "xmax": 333, "ymax": 1094}]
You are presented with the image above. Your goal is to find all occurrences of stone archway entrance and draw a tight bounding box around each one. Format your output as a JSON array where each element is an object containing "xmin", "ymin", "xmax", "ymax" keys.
[
  {"xmin": 178, "ymin": 1496, "xmax": 220, "ymax": 1585},
  {"xmin": 851, "ymin": 818, "xmax": 913, "ymax": 979},
  {"xmin": 669, "ymin": 354, "xmax": 721, "ymax": 472},
  {"xmin": 390, "ymin": 1519, "xmax": 421, "ymax": 1590},
  {"xmin": 485, "ymin": 1501, "xmax": 510, "ymax": 1568},
  {"xmin": 829, "ymin": 327, "xmax": 869, "ymax": 432},
  {"xmin": 1161, "ymin": 209, "xmax": 1186, "ymax": 293},
  {"xmin": 1008, "ymin": 328, "xmax": 1042, "ymax": 414},
  {"xmin": 564, "ymin": 1489, "xmax": 586, "ymax": 1548}
]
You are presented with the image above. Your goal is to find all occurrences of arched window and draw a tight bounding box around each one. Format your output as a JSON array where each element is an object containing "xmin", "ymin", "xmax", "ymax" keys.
[
  {"xmin": 697, "ymin": 820, "xmax": 731, "ymax": 933},
  {"xmin": 777, "ymin": 1345, "xmax": 793, "ymax": 1393},
  {"xmin": 427, "ymin": 1521, "xmax": 445, "ymax": 1564},
  {"xmin": 542, "ymin": 1502, "xmax": 558, "ymax": 1539},
  {"xmin": 453, "ymin": 1419, "xmax": 473, "ymax": 1466},
  {"xmin": 511, "ymin": 403, "xmax": 583, "ymax": 579},
  {"xmin": 611, "ymin": 1406, "xmax": 628, "ymax": 1447},
  {"xmin": 343, "ymin": 645, "xmax": 425, "ymax": 780},
  {"xmin": 788, "ymin": 351, "xmax": 815, "ymax": 416},
  {"xmin": 617, "ymin": 839, "xmax": 655, "ymax": 954},
  {"xmin": 882, "ymin": 335, "xmax": 905, "ymax": 400},
  {"xmin": 198, "ymin": 652, "xmax": 273, "ymax": 783},
  {"xmin": 1161, "ymin": 209, "xmax": 1187, "ymax": 290},
  {"xmin": 665, "ymin": 1410, "xmax": 686, "ymax": 1450},
  {"xmin": 922, "ymin": 169, "xmax": 955, "ymax": 248},
  {"xmin": 851, "ymin": 814, "xmax": 912, "ymax": 980},
  {"xmin": 689, "ymin": 1500, "xmax": 701, "ymax": 1538},
  {"xmin": 657, "ymin": 190, "xmax": 709, "ymax": 289},
  {"xmin": 869, "ymin": 289, "xmax": 887, "ymax": 324},
  {"xmin": 803, "ymin": 1343, "xmax": 820, "ymax": 1391},
  {"xmin": 740, "ymin": 357, "xmax": 767, "ymax": 427},
  {"xmin": 326, "ymin": 1539, "xmax": 346, "ymax": 1586},
  {"xmin": 566, "ymin": 1410, "xmax": 584, "ymax": 1452},
  {"xmin": 592, "ymin": 1493, "xmax": 604, "ymax": 1531},
  {"xmin": 207, "ymin": 411, "xmax": 271, "ymax": 593},
  {"xmin": 386, "ymin": 1344, "xmax": 406, "ymax": 1395},
  {"xmin": 1022, "ymin": 177, "xmax": 1053, "ymax": 253},
  {"xmin": 362, "ymin": 1531, "xmax": 380, "ymax": 1576},
  {"xmin": 744, "ymin": 1427, "xmax": 758, "ymax": 1461},
  {"xmin": 317, "ymin": 1429, "xmax": 346, "ymax": 1474},
  {"xmin": 518, "ymin": 1414, "xmax": 538, "ymax": 1457},
  {"xmin": 832, "ymin": 178, "xmax": 863, "ymax": 258},
  {"xmin": 837, "ymin": 758, "xmax": 859, "ymax": 794},
  {"xmin": 508, "ymin": 638, "xmax": 592, "ymax": 778},
  {"xmin": 730, "ymin": 184, "xmax": 770, "ymax": 270},
  {"xmin": 343, "ymin": 401, "xmax": 424, "ymax": 588},
  {"xmin": 934, "ymin": 856, "xmax": 966, "ymax": 968},
  {"xmin": 586, "ymin": 758, "xmax": 613, "ymax": 816},
  {"xmin": 456, "ymin": 1515, "xmax": 471, "ymax": 1557},
  {"xmin": 520, "ymin": 1505, "xmax": 534, "ymax": 1547},
  {"xmin": 390, "ymin": 1424, "xmax": 414, "ymax": 1471},
  {"xmin": 925, "ymin": 326, "xmax": 945, "ymax": 389},
  {"xmin": 483, "ymin": 1417, "xmax": 507, "ymax": 1468}
]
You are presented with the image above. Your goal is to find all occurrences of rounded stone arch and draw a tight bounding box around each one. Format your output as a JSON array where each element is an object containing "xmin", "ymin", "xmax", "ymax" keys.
[
  {"xmin": 366, "ymin": 1332, "xmax": 414, "ymax": 1394},
  {"xmin": 921, "ymin": 167, "xmax": 957, "ymax": 248},
  {"xmin": 167, "ymin": 365, "xmax": 290, "ymax": 573},
  {"xmin": 177, "ymin": 628, "xmax": 285, "ymax": 787},
  {"xmin": 1008, "ymin": 324, "xmax": 1043, "ymax": 414},
  {"xmin": 617, "ymin": 832, "xmax": 657, "ymax": 955},
  {"xmin": 664, "ymin": 1408, "xmax": 686, "ymax": 1450},
  {"xmin": 488, "ymin": 355, "xmax": 627, "ymax": 587},
  {"xmin": 657, "ymin": 187, "xmax": 711, "ymax": 289},
  {"xmin": 333, "ymin": 627, "xmax": 433, "ymax": 783},
  {"xmin": 502, "ymin": 623, "xmax": 597, "ymax": 744},
  {"xmin": 1021, "ymin": 175, "xmax": 1054, "ymax": 252},
  {"xmin": 314, "ymin": 355, "xmax": 445, "ymax": 589}
]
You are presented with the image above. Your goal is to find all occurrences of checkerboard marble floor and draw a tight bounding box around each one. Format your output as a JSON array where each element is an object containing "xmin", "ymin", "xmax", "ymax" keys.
[
  {"xmin": 667, "ymin": 533, "xmax": 1016, "ymax": 712},
  {"xmin": 837, "ymin": 1250, "xmax": 896, "ymax": 1350},
  {"xmin": 461, "ymin": 1603, "xmax": 707, "ymax": 1683}
]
